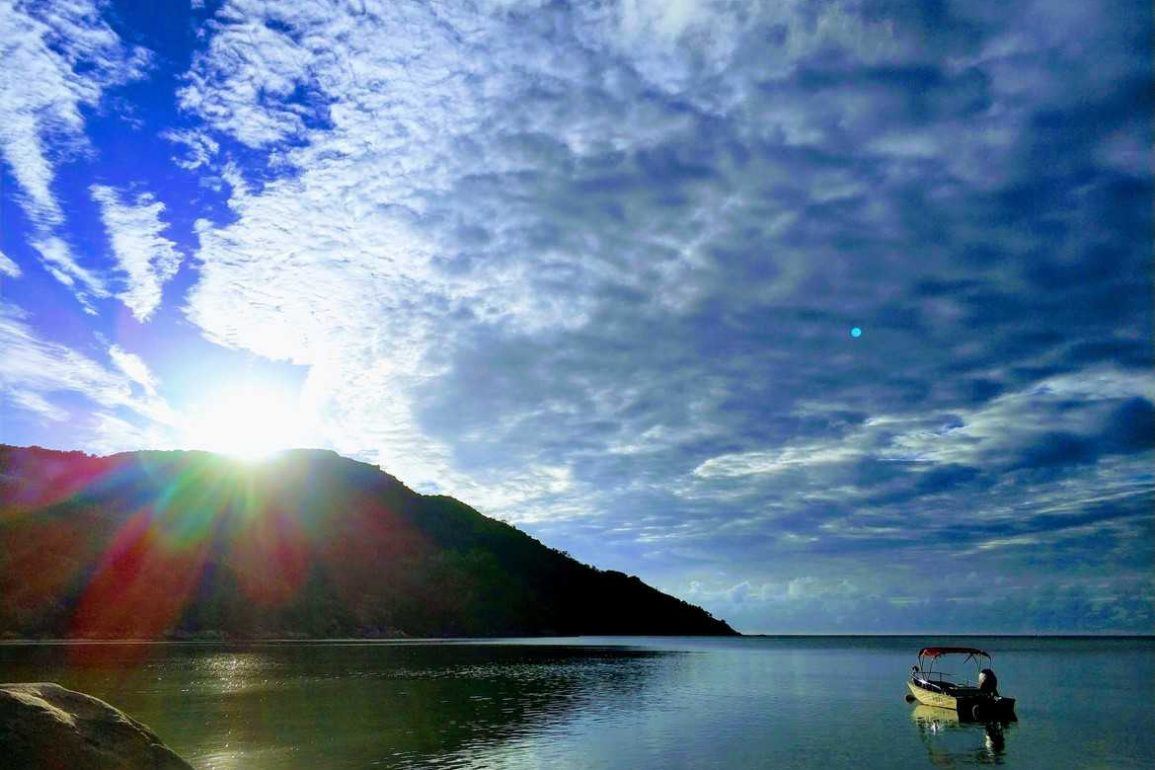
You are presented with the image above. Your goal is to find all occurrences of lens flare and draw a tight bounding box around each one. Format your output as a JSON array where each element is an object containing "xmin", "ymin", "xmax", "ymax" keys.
[{"xmin": 0, "ymin": 449, "xmax": 425, "ymax": 652}]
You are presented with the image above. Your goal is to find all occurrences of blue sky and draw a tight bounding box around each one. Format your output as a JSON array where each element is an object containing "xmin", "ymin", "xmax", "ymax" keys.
[{"xmin": 1, "ymin": 0, "xmax": 1151, "ymax": 633}]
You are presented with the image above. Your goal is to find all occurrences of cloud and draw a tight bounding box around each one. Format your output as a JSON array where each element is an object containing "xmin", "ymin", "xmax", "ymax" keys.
[
  {"xmin": 687, "ymin": 568, "xmax": 1155, "ymax": 634},
  {"xmin": 0, "ymin": 0, "xmax": 148, "ymax": 297},
  {"xmin": 0, "ymin": 304, "xmax": 118, "ymax": 403},
  {"xmin": 887, "ymin": 369, "xmax": 1155, "ymax": 469},
  {"xmin": 8, "ymin": 389, "xmax": 68, "ymax": 422},
  {"xmin": 0, "ymin": 249, "xmax": 20, "ymax": 278},
  {"xmin": 162, "ymin": 128, "xmax": 220, "ymax": 171},
  {"xmin": 174, "ymin": 1, "xmax": 894, "ymax": 485},
  {"xmin": 90, "ymin": 185, "xmax": 182, "ymax": 320},
  {"xmin": 0, "ymin": 304, "xmax": 175, "ymax": 447},
  {"xmin": 178, "ymin": 13, "xmax": 323, "ymax": 148},
  {"xmin": 29, "ymin": 235, "xmax": 107, "ymax": 310},
  {"xmin": 108, "ymin": 344, "xmax": 159, "ymax": 397},
  {"xmin": 175, "ymin": 0, "xmax": 1150, "ymax": 551},
  {"xmin": 685, "ymin": 367, "xmax": 1154, "ymax": 515},
  {"xmin": 693, "ymin": 444, "xmax": 865, "ymax": 479}
]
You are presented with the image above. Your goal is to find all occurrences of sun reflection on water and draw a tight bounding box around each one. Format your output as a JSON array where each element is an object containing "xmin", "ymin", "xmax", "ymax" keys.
[{"xmin": 202, "ymin": 653, "xmax": 265, "ymax": 694}]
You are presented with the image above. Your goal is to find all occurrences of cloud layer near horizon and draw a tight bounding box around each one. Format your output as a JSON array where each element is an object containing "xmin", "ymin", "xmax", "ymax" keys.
[{"xmin": 0, "ymin": 0, "xmax": 1151, "ymax": 632}]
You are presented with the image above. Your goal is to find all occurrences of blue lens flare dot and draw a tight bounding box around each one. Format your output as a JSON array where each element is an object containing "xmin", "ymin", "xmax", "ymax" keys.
[{"xmin": 850, "ymin": 327, "xmax": 862, "ymax": 338}]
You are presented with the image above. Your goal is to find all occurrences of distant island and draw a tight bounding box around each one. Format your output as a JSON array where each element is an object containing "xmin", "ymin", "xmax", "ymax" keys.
[{"xmin": 0, "ymin": 445, "xmax": 735, "ymax": 639}]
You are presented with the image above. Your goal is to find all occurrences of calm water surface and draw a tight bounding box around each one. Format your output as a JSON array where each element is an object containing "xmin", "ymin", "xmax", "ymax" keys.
[{"xmin": 2, "ymin": 636, "xmax": 1152, "ymax": 769}]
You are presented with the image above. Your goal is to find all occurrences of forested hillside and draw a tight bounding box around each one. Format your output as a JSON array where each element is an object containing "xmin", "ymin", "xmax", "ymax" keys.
[{"xmin": 0, "ymin": 445, "xmax": 735, "ymax": 639}]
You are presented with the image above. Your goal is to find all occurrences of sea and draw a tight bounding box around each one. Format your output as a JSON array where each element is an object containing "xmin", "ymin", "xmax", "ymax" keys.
[{"xmin": 1, "ymin": 635, "xmax": 1152, "ymax": 769}]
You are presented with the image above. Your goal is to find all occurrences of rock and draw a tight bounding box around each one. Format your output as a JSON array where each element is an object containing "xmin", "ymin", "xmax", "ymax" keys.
[{"xmin": 0, "ymin": 683, "xmax": 192, "ymax": 769}]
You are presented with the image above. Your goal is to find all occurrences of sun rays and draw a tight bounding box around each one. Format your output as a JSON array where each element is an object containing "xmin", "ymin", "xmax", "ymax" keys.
[{"xmin": 17, "ymin": 450, "xmax": 366, "ymax": 645}]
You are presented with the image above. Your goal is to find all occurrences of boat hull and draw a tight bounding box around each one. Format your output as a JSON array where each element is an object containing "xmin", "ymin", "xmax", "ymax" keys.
[
  {"xmin": 908, "ymin": 680, "xmax": 957, "ymax": 709},
  {"xmin": 907, "ymin": 681, "xmax": 1016, "ymax": 721}
]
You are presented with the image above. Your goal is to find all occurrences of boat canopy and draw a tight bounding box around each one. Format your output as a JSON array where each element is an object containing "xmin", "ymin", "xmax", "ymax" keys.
[{"xmin": 918, "ymin": 646, "xmax": 991, "ymax": 659}]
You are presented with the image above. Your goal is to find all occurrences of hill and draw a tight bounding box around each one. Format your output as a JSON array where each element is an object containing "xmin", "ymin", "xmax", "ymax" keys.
[{"xmin": 0, "ymin": 445, "xmax": 735, "ymax": 639}]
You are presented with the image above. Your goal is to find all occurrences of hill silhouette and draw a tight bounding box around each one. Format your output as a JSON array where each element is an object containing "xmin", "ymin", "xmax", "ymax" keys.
[{"xmin": 0, "ymin": 445, "xmax": 735, "ymax": 639}]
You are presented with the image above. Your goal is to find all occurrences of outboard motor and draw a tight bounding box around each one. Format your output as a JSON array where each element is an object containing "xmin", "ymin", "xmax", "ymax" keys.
[{"xmin": 979, "ymin": 668, "xmax": 999, "ymax": 697}]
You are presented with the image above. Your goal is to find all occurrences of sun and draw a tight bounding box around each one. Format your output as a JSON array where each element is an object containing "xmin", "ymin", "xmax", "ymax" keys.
[{"xmin": 183, "ymin": 383, "xmax": 307, "ymax": 460}]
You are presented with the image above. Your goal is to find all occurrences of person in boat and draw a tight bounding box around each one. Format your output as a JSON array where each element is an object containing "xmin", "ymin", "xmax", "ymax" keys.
[{"xmin": 978, "ymin": 668, "xmax": 999, "ymax": 697}]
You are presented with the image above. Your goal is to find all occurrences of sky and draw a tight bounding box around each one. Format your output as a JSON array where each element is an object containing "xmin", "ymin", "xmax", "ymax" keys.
[{"xmin": 0, "ymin": 0, "xmax": 1151, "ymax": 634}]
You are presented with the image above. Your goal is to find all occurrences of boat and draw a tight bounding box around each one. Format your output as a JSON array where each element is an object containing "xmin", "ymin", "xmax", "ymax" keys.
[{"xmin": 906, "ymin": 646, "xmax": 1016, "ymax": 721}]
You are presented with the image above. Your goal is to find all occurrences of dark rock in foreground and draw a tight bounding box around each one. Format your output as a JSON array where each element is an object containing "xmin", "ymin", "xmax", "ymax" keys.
[
  {"xmin": 0, "ymin": 445, "xmax": 737, "ymax": 638},
  {"xmin": 0, "ymin": 683, "xmax": 192, "ymax": 769}
]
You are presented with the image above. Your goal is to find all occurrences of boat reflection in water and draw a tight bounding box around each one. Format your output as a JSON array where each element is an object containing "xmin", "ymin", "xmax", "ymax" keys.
[{"xmin": 911, "ymin": 704, "xmax": 1013, "ymax": 767}]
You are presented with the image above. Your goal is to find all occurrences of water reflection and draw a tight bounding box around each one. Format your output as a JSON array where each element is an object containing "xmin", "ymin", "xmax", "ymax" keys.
[
  {"xmin": 5, "ymin": 637, "xmax": 1149, "ymax": 769},
  {"xmin": 911, "ymin": 704, "xmax": 1013, "ymax": 766},
  {"xmin": 0, "ymin": 642, "xmax": 668, "ymax": 768}
]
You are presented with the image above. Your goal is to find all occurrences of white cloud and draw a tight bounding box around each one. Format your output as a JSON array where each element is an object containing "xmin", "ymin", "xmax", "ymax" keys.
[
  {"xmin": 170, "ymin": 0, "xmax": 1021, "ymax": 525},
  {"xmin": 618, "ymin": 0, "xmax": 718, "ymax": 41},
  {"xmin": 786, "ymin": 575, "xmax": 860, "ymax": 600},
  {"xmin": 690, "ymin": 367, "xmax": 1154, "ymax": 487},
  {"xmin": 571, "ymin": 0, "xmax": 896, "ymax": 100},
  {"xmin": 108, "ymin": 344, "xmax": 159, "ymax": 397},
  {"xmin": 29, "ymin": 235, "xmax": 107, "ymax": 310},
  {"xmin": 178, "ymin": 0, "xmax": 846, "ymax": 503},
  {"xmin": 0, "ymin": 304, "xmax": 120, "ymax": 403},
  {"xmin": 0, "ymin": 0, "xmax": 147, "ymax": 300},
  {"xmin": 161, "ymin": 128, "xmax": 220, "ymax": 170},
  {"xmin": 888, "ymin": 368, "xmax": 1155, "ymax": 466},
  {"xmin": 91, "ymin": 185, "xmax": 181, "ymax": 320},
  {"xmin": 685, "ymin": 574, "xmax": 861, "ymax": 608},
  {"xmin": 0, "ymin": 249, "xmax": 20, "ymax": 278},
  {"xmin": 8, "ymin": 389, "xmax": 68, "ymax": 422},
  {"xmin": 0, "ymin": 0, "xmax": 147, "ymax": 221},
  {"xmin": 694, "ymin": 444, "xmax": 864, "ymax": 479},
  {"xmin": 0, "ymin": 304, "xmax": 175, "ymax": 445}
]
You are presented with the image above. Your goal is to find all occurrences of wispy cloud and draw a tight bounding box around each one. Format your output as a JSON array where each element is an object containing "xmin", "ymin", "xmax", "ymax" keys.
[
  {"xmin": 174, "ymin": 1, "xmax": 893, "ymax": 493},
  {"xmin": 0, "ymin": 0, "xmax": 147, "ymax": 297},
  {"xmin": 91, "ymin": 185, "xmax": 181, "ymax": 321},
  {"xmin": 692, "ymin": 369, "xmax": 1154, "ymax": 482},
  {"xmin": 108, "ymin": 344, "xmax": 159, "ymax": 397},
  {"xmin": 28, "ymin": 235, "xmax": 108, "ymax": 310},
  {"xmin": 8, "ymin": 389, "xmax": 68, "ymax": 422},
  {"xmin": 0, "ymin": 304, "xmax": 175, "ymax": 448},
  {"xmin": 694, "ymin": 444, "xmax": 865, "ymax": 479},
  {"xmin": 0, "ymin": 249, "xmax": 20, "ymax": 278}
]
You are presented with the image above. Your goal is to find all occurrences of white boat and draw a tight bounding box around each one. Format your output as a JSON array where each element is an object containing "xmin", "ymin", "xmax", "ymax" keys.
[{"xmin": 906, "ymin": 646, "xmax": 1016, "ymax": 721}]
